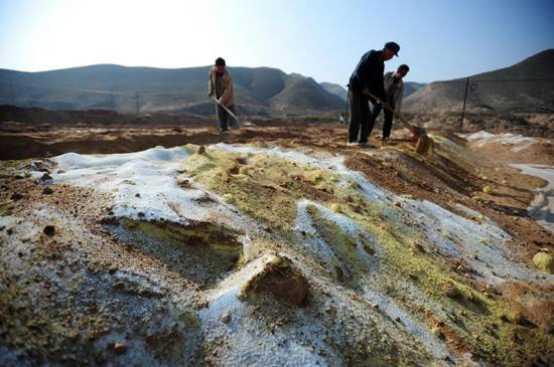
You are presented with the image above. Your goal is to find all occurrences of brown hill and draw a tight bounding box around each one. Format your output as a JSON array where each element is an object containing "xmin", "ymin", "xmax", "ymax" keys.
[{"xmin": 404, "ymin": 49, "xmax": 554, "ymax": 113}]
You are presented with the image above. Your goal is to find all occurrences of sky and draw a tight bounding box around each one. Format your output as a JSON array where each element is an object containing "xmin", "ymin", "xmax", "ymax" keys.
[{"xmin": 0, "ymin": 0, "xmax": 553, "ymax": 84}]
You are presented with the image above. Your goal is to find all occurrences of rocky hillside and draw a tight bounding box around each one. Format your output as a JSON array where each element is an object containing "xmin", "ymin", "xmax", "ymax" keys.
[
  {"xmin": 0, "ymin": 65, "xmax": 345, "ymax": 116},
  {"xmin": 1, "ymin": 123, "xmax": 553, "ymax": 366},
  {"xmin": 404, "ymin": 49, "xmax": 554, "ymax": 113},
  {"xmin": 321, "ymin": 81, "xmax": 426, "ymax": 102}
]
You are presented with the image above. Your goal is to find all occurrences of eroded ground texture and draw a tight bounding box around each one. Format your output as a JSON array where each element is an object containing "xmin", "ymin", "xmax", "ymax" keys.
[{"xmin": 1, "ymin": 123, "xmax": 553, "ymax": 366}]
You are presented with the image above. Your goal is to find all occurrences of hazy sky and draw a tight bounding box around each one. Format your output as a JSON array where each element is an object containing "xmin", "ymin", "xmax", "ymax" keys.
[{"xmin": 1, "ymin": 0, "xmax": 553, "ymax": 84}]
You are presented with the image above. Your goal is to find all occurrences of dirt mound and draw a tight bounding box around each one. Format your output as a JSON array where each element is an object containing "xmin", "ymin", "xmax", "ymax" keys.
[{"xmin": 1, "ymin": 122, "xmax": 554, "ymax": 366}]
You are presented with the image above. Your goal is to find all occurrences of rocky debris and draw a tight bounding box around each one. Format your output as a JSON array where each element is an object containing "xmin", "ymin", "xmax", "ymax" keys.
[
  {"xmin": 41, "ymin": 172, "xmax": 53, "ymax": 181},
  {"xmin": 220, "ymin": 311, "xmax": 231, "ymax": 324},
  {"xmin": 43, "ymin": 225, "xmax": 56, "ymax": 236},
  {"xmin": 197, "ymin": 145, "xmax": 206, "ymax": 155},
  {"xmin": 483, "ymin": 185, "xmax": 493, "ymax": 194},
  {"xmin": 240, "ymin": 255, "xmax": 309, "ymax": 306},
  {"xmin": 30, "ymin": 159, "xmax": 54, "ymax": 173},
  {"xmin": 113, "ymin": 342, "xmax": 127, "ymax": 354},
  {"xmin": 532, "ymin": 251, "xmax": 554, "ymax": 274},
  {"xmin": 443, "ymin": 283, "xmax": 462, "ymax": 299}
]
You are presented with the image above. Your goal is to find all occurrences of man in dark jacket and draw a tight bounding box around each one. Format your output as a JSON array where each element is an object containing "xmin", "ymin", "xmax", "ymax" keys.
[{"xmin": 347, "ymin": 42, "xmax": 400, "ymax": 145}]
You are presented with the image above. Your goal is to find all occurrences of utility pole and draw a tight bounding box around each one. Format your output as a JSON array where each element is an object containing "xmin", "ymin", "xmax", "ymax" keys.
[
  {"xmin": 8, "ymin": 80, "xmax": 16, "ymax": 105},
  {"xmin": 135, "ymin": 92, "xmax": 140, "ymax": 115},
  {"xmin": 460, "ymin": 77, "xmax": 470, "ymax": 130}
]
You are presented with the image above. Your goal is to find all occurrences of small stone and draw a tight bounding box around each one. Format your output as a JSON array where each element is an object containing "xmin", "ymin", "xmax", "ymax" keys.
[
  {"xmin": 330, "ymin": 203, "xmax": 342, "ymax": 213},
  {"xmin": 532, "ymin": 252, "xmax": 553, "ymax": 274},
  {"xmin": 41, "ymin": 173, "xmax": 53, "ymax": 181},
  {"xmin": 43, "ymin": 225, "xmax": 56, "ymax": 237},
  {"xmin": 197, "ymin": 146, "xmax": 206, "ymax": 154},
  {"xmin": 135, "ymin": 193, "xmax": 141, "ymax": 198},
  {"xmin": 42, "ymin": 187, "xmax": 54, "ymax": 195},
  {"xmin": 113, "ymin": 342, "xmax": 127, "ymax": 354},
  {"xmin": 10, "ymin": 192, "xmax": 23, "ymax": 201},
  {"xmin": 221, "ymin": 311, "xmax": 231, "ymax": 324},
  {"xmin": 482, "ymin": 185, "xmax": 493, "ymax": 194},
  {"xmin": 431, "ymin": 326, "xmax": 445, "ymax": 340},
  {"xmin": 443, "ymin": 283, "xmax": 462, "ymax": 299}
]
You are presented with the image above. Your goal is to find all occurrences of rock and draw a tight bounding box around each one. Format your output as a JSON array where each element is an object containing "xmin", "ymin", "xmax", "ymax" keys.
[
  {"xmin": 197, "ymin": 146, "xmax": 206, "ymax": 154},
  {"xmin": 482, "ymin": 185, "xmax": 493, "ymax": 194},
  {"xmin": 241, "ymin": 255, "xmax": 309, "ymax": 306},
  {"xmin": 415, "ymin": 134, "xmax": 432, "ymax": 155},
  {"xmin": 532, "ymin": 252, "xmax": 554, "ymax": 274},
  {"xmin": 330, "ymin": 203, "xmax": 343, "ymax": 213},
  {"xmin": 42, "ymin": 187, "xmax": 54, "ymax": 195},
  {"xmin": 113, "ymin": 342, "xmax": 127, "ymax": 354},
  {"xmin": 135, "ymin": 193, "xmax": 141, "ymax": 198},
  {"xmin": 43, "ymin": 225, "xmax": 56, "ymax": 237},
  {"xmin": 221, "ymin": 311, "xmax": 231, "ymax": 324},
  {"xmin": 41, "ymin": 173, "xmax": 53, "ymax": 181},
  {"xmin": 431, "ymin": 326, "xmax": 445, "ymax": 340},
  {"xmin": 443, "ymin": 283, "xmax": 462, "ymax": 299},
  {"xmin": 222, "ymin": 193, "xmax": 235, "ymax": 204},
  {"xmin": 10, "ymin": 192, "xmax": 23, "ymax": 201}
]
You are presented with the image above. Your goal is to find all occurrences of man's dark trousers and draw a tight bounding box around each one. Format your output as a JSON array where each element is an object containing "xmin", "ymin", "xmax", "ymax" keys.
[
  {"xmin": 370, "ymin": 103, "xmax": 394, "ymax": 139},
  {"xmin": 216, "ymin": 104, "xmax": 238, "ymax": 132},
  {"xmin": 348, "ymin": 88, "xmax": 371, "ymax": 144}
]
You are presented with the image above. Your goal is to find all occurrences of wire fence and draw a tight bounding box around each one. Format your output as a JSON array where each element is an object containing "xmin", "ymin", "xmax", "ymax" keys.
[{"xmin": 425, "ymin": 77, "xmax": 554, "ymax": 125}]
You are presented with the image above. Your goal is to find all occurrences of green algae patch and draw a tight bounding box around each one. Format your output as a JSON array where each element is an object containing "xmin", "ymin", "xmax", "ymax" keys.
[
  {"xmin": 0, "ymin": 200, "xmax": 13, "ymax": 216},
  {"xmin": 180, "ymin": 146, "xmax": 342, "ymax": 233},
  {"xmin": 117, "ymin": 218, "xmax": 243, "ymax": 286},
  {"xmin": 305, "ymin": 203, "xmax": 373, "ymax": 286}
]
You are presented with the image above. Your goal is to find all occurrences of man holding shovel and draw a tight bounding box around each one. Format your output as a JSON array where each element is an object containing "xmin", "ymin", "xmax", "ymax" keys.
[
  {"xmin": 347, "ymin": 42, "xmax": 400, "ymax": 146},
  {"xmin": 208, "ymin": 57, "xmax": 239, "ymax": 134}
]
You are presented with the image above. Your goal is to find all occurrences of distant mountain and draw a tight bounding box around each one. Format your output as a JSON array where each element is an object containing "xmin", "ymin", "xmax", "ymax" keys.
[
  {"xmin": 404, "ymin": 49, "xmax": 554, "ymax": 113},
  {"xmin": 0, "ymin": 65, "xmax": 346, "ymax": 116},
  {"xmin": 321, "ymin": 81, "xmax": 425, "ymax": 102},
  {"xmin": 403, "ymin": 82, "xmax": 426, "ymax": 98},
  {"xmin": 321, "ymin": 82, "xmax": 348, "ymax": 101}
]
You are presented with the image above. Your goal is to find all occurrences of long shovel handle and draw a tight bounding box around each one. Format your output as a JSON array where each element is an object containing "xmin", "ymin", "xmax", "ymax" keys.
[
  {"xmin": 213, "ymin": 97, "xmax": 240, "ymax": 126},
  {"xmin": 366, "ymin": 92, "xmax": 405, "ymax": 124}
]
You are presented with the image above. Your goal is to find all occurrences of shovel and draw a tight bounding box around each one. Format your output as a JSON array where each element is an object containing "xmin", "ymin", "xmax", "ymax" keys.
[
  {"xmin": 213, "ymin": 97, "xmax": 240, "ymax": 129},
  {"xmin": 366, "ymin": 92, "xmax": 432, "ymax": 155}
]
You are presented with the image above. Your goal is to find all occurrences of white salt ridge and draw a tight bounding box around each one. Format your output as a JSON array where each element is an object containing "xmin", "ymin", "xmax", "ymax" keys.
[
  {"xmin": 464, "ymin": 131, "xmax": 537, "ymax": 152},
  {"xmin": 511, "ymin": 164, "xmax": 554, "ymax": 234},
  {"xmin": 294, "ymin": 199, "xmax": 381, "ymax": 277},
  {"xmin": 48, "ymin": 146, "xmax": 257, "ymax": 233},
  {"xmin": 293, "ymin": 201, "xmax": 451, "ymax": 361},
  {"xmin": 217, "ymin": 143, "xmax": 550, "ymax": 285},
  {"xmin": 362, "ymin": 288, "xmax": 450, "ymax": 361}
]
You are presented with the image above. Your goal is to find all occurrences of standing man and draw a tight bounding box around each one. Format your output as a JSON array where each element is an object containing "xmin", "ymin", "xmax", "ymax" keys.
[
  {"xmin": 208, "ymin": 57, "xmax": 237, "ymax": 133},
  {"xmin": 371, "ymin": 64, "xmax": 410, "ymax": 144},
  {"xmin": 347, "ymin": 42, "xmax": 400, "ymax": 146}
]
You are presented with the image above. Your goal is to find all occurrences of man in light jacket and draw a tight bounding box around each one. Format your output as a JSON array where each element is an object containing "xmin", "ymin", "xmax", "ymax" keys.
[
  {"xmin": 347, "ymin": 42, "xmax": 400, "ymax": 146},
  {"xmin": 208, "ymin": 57, "xmax": 237, "ymax": 133},
  {"xmin": 370, "ymin": 64, "xmax": 410, "ymax": 143}
]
